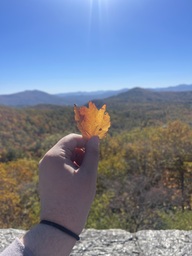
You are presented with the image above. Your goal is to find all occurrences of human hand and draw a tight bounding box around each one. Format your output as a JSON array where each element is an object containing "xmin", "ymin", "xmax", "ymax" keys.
[{"xmin": 38, "ymin": 133, "xmax": 99, "ymax": 235}]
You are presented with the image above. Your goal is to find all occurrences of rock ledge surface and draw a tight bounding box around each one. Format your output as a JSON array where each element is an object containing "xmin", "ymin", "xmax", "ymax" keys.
[{"xmin": 0, "ymin": 228, "xmax": 192, "ymax": 255}]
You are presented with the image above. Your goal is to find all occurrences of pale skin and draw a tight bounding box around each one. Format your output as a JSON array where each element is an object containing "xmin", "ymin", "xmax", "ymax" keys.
[{"xmin": 20, "ymin": 133, "xmax": 100, "ymax": 256}]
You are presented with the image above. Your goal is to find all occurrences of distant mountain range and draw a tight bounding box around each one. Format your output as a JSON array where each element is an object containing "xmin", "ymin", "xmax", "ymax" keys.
[
  {"xmin": 0, "ymin": 84, "xmax": 192, "ymax": 107},
  {"xmin": 0, "ymin": 89, "xmax": 128, "ymax": 107},
  {"xmin": 55, "ymin": 89, "xmax": 128, "ymax": 106},
  {"xmin": 104, "ymin": 87, "xmax": 192, "ymax": 105},
  {"xmin": 152, "ymin": 84, "xmax": 192, "ymax": 92}
]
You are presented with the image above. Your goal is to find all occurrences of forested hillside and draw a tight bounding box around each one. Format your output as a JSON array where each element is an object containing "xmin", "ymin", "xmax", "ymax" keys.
[
  {"xmin": 0, "ymin": 105, "xmax": 77, "ymax": 161},
  {"xmin": 1, "ymin": 88, "xmax": 192, "ymax": 231}
]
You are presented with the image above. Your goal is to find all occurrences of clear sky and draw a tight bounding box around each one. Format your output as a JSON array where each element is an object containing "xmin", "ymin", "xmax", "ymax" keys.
[{"xmin": 1, "ymin": 0, "xmax": 192, "ymax": 94}]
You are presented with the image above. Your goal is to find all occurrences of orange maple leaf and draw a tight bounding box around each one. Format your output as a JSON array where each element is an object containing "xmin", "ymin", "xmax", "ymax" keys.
[{"xmin": 74, "ymin": 101, "xmax": 111, "ymax": 139}]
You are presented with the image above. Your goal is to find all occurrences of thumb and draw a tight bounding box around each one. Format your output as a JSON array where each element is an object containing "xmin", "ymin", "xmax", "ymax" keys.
[{"xmin": 81, "ymin": 136, "xmax": 100, "ymax": 174}]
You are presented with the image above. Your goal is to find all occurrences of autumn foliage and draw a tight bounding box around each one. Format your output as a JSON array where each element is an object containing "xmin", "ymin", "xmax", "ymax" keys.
[
  {"xmin": 1, "ymin": 100, "xmax": 192, "ymax": 230},
  {"xmin": 0, "ymin": 159, "xmax": 39, "ymax": 228}
]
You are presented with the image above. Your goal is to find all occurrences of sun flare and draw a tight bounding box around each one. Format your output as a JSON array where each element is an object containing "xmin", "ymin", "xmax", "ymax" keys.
[{"xmin": 87, "ymin": 0, "xmax": 111, "ymax": 34}]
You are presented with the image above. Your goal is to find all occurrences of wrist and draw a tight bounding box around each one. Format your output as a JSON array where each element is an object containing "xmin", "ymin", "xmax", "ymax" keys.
[
  {"xmin": 22, "ymin": 223, "xmax": 77, "ymax": 256},
  {"xmin": 40, "ymin": 220, "xmax": 80, "ymax": 241},
  {"xmin": 40, "ymin": 208, "xmax": 86, "ymax": 235}
]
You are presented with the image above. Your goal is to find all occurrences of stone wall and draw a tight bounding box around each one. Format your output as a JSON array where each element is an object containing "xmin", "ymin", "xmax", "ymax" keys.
[{"xmin": 0, "ymin": 229, "xmax": 192, "ymax": 255}]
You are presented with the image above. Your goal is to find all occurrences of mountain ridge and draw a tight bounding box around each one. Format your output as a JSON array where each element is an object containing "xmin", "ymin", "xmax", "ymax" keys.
[
  {"xmin": 106, "ymin": 87, "xmax": 192, "ymax": 103},
  {"xmin": 0, "ymin": 89, "xmax": 128, "ymax": 107},
  {"xmin": 1, "ymin": 84, "xmax": 192, "ymax": 107}
]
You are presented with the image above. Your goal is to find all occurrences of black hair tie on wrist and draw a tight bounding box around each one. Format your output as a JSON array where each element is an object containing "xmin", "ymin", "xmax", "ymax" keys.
[{"xmin": 40, "ymin": 220, "xmax": 80, "ymax": 241}]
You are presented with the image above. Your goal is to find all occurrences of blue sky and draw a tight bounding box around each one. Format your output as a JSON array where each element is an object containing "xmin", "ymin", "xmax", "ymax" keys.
[{"xmin": 1, "ymin": 0, "xmax": 192, "ymax": 94}]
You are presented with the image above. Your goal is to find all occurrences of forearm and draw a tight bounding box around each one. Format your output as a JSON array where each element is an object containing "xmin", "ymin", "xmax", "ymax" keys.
[
  {"xmin": 21, "ymin": 224, "xmax": 77, "ymax": 256},
  {"xmin": 1, "ymin": 134, "xmax": 99, "ymax": 256}
]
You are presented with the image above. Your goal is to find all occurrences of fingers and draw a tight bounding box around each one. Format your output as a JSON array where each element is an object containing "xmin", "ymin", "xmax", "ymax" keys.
[
  {"xmin": 72, "ymin": 148, "xmax": 85, "ymax": 167},
  {"xmin": 57, "ymin": 133, "xmax": 87, "ymax": 151},
  {"xmin": 81, "ymin": 136, "xmax": 100, "ymax": 175},
  {"xmin": 43, "ymin": 133, "xmax": 100, "ymax": 176},
  {"xmin": 59, "ymin": 134, "xmax": 99, "ymax": 173},
  {"xmin": 39, "ymin": 134, "xmax": 86, "ymax": 169}
]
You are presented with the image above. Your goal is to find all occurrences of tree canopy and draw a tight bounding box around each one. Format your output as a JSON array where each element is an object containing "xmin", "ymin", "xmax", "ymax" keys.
[{"xmin": 1, "ymin": 99, "xmax": 192, "ymax": 230}]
